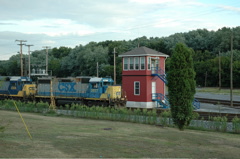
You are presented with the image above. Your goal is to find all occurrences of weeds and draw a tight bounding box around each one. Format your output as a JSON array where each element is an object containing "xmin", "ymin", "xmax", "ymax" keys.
[
  {"xmin": 232, "ymin": 116, "xmax": 240, "ymax": 133},
  {"xmin": 0, "ymin": 99, "xmax": 239, "ymax": 133},
  {"xmin": 0, "ymin": 119, "xmax": 11, "ymax": 134}
]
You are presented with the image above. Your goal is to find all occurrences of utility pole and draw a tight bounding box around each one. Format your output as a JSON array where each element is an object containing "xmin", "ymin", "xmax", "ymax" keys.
[
  {"xmin": 16, "ymin": 40, "xmax": 27, "ymax": 76},
  {"xmin": 25, "ymin": 44, "xmax": 33, "ymax": 78},
  {"xmin": 113, "ymin": 48, "xmax": 116, "ymax": 85},
  {"xmin": 96, "ymin": 62, "xmax": 99, "ymax": 77},
  {"xmin": 43, "ymin": 46, "xmax": 51, "ymax": 75},
  {"xmin": 230, "ymin": 31, "xmax": 233, "ymax": 107},
  {"xmin": 219, "ymin": 51, "xmax": 221, "ymax": 90},
  {"xmin": 205, "ymin": 71, "xmax": 207, "ymax": 87}
]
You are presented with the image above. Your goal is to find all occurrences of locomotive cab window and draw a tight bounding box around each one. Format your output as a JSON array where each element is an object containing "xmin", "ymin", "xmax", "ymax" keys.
[
  {"xmin": 92, "ymin": 83, "xmax": 98, "ymax": 89},
  {"xmin": 11, "ymin": 82, "xmax": 16, "ymax": 87}
]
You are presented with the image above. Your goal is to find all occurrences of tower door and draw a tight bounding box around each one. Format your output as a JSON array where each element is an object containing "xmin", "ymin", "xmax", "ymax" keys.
[
  {"xmin": 152, "ymin": 81, "xmax": 156, "ymax": 99},
  {"xmin": 151, "ymin": 58, "xmax": 159, "ymax": 74}
]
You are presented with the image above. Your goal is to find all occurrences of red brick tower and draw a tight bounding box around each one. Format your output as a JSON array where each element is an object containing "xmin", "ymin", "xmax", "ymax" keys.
[{"xmin": 119, "ymin": 46, "xmax": 169, "ymax": 108}]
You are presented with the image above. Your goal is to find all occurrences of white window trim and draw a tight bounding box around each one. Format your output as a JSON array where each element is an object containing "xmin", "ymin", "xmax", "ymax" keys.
[
  {"xmin": 123, "ymin": 57, "xmax": 129, "ymax": 70},
  {"xmin": 134, "ymin": 81, "xmax": 140, "ymax": 95},
  {"xmin": 140, "ymin": 57, "xmax": 145, "ymax": 70},
  {"xmin": 147, "ymin": 57, "xmax": 151, "ymax": 70},
  {"xmin": 134, "ymin": 57, "xmax": 139, "ymax": 70},
  {"xmin": 129, "ymin": 57, "xmax": 134, "ymax": 70}
]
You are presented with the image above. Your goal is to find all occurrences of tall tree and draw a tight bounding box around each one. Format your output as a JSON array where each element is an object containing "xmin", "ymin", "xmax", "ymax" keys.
[{"xmin": 167, "ymin": 43, "xmax": 196, "ymax": 130}]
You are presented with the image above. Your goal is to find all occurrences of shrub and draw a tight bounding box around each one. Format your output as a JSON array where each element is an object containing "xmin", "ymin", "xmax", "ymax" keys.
[
  {"xmin": 160, "ymin": 110, "xmax": 171, "ymax": 126},
  {"xmin": 167, "ymin": 43, "xmax": 196, "ymax": 130},
  {"xmin": 211, "ymin": 116, "xmax": 228, "ymax": 132},
  {"xmin": 232, "ymin": 116, "xmax": 240, "ymax": 133}
]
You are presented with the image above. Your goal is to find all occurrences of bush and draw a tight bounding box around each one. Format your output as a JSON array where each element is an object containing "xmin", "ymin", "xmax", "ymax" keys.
[
  {"xmin": 210, "ymin": 116, "xmax": 228, "ymax": 132},
  {"xmin": 192, "ymin": 112, "xmax": 200, "ymax": 120},
  {"xmin": 43, "ymin": 109, "xmax": 57, "ymax": 116},
  {"xmin": 232, "ymin": 116, "xmax": 240, "ymax": 133},
  {"xmin": 160, "ymin": 110, "xmax": 171, "ymax": 126}
]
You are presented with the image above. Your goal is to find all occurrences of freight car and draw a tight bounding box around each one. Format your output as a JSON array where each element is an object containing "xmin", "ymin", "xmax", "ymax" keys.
[{"xmin": 0, "ymin": 76, "xmax": 127, "ymax": 107}]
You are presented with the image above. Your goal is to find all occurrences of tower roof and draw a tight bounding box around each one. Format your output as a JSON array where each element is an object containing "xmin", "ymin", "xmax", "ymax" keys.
[{"xmin": 119, "ymin": 46, "xmax": 169, "ymax": 57}]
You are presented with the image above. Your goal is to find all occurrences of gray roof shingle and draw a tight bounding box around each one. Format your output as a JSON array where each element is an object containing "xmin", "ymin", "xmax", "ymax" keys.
[{"xmin": 119, "ymin": 46, "xmax": 169, "ymax": 57}]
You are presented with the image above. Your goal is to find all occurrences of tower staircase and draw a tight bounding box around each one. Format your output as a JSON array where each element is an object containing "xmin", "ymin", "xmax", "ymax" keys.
[
  {"xmin": 151, "ymin": 67, "xmax": 200, "ymax": 109},
  {"xmin": 151, "ymin": 67, "xmax": 167, "ymax": 84},
  {"xmin": 152, "ymin": 93, "xmax": 170, "ymax": 109}
]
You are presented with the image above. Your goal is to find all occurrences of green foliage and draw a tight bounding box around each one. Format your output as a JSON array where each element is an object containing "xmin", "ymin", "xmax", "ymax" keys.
[
  {"xmin": 1, "ymin": 99, "xmax": 240, "ymax": 133},
  {"xmin": 160, "ymin": 110, "xmax": 171, "ymax": 126},
  {"xmin": 192, "ymin": 112, "xmax": 200, "ymax": 120},
  {"xmin": 209, "ymin": 116, "xmax": 228, "ymax": 132},
  {"xmin": 167, "ymin": 43, "xmax": 196, "ymax": 130},
  {"xmin": 0, "ymin": 119, "xmax": 5, "ymax": 133},
  {"xmin": 1, "ymin": 26, "xmax": 240, "ymax": 87},
  {"xmin": 51, "ymin": 46, "xmax": 71, "ymax": 59},
  {"xmin": 232, "ymin": 116, "xmax": 240, "ymax": 133},
  {"xmin": 43, "ymin": 109, "xmax": 57, "ymax": 116},
  {"xmin": 0, "ymin": 126, "xmax": 5, "ymax": 133}
]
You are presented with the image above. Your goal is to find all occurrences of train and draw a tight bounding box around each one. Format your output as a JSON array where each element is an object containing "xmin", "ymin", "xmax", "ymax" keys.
[{"xmin": 0, "ymin": 76, "xmax": 127, "ymax": 107}]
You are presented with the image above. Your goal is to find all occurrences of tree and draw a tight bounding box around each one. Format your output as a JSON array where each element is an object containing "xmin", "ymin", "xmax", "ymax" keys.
[
  {"xmin": 51, "ymin": 46, "xmax": 71, "ymax": 59},
  {"xmin": 167, "ymin": 43, "xmax": 196, "ymax": 130}
]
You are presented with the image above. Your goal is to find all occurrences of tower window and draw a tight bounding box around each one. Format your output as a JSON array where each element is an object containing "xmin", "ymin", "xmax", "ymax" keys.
[
  {"xmin": 148, "ymin": 57, "xmax": 151, "ymax": 70},
  {"xmin": 140, "ymin": 57, "xmax": 145, "ymax": 70},
  {"xmin": 130, "ymin": 57, "xmax": 134, "ymax": 70},
  {"xmin": 124, "ymin": 57, "xmax": 128, "ymax": 70},
  {"xmin": 134, "ymin": 57, "xmax": 139, "ymax": 70},
  {"xmin": 134, "ymin": 81, "xmax": 140, "ymax": 95}
]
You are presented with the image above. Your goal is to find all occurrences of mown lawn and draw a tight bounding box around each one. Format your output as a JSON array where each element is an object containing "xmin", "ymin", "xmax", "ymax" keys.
[{"xmin": 0, "ymin": 110, "xmax": 240, "ymax": 158}]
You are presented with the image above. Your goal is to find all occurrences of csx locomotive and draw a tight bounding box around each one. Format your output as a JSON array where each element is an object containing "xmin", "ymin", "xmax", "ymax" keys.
[{"xmin": 0, "ymin": 76, "xmax": 127, "ymax": 106}]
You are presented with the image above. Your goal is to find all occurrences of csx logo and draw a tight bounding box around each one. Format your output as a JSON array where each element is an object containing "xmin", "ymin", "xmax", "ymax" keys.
[{"xmin": 58, "ymin": 83, "xmax": 76, "ymax": 92}]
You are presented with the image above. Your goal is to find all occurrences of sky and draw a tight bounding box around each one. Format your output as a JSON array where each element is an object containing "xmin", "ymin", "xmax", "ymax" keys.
[{"xmin": 0, "ymin": 0, "xmax": 240, "ymax": 60}]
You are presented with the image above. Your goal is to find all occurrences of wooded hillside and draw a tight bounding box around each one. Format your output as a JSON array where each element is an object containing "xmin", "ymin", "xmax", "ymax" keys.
[{"xmin": 1, "ymin": 26, "xmax": 240, "ymax": 87}]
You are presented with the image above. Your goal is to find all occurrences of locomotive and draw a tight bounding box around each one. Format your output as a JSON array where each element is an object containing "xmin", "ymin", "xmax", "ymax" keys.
[
  {"xmin": 0, "ymin": 76, "xmax": 127, "ymax": 107},
  {"xmin": 0, "ymin": 76, "xmax": 36, "ymax": 100}
]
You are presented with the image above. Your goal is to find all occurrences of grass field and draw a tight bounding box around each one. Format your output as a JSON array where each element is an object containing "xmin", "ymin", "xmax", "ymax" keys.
[{"xmin": 1, "ymin": 110, "xmax": 240, "ymax": 158}]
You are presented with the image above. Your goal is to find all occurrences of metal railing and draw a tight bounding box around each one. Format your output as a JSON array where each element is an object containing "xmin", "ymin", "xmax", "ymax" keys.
[{"xmin": 151, "ymin": 67, "xmax": 167, "ymax": 84}]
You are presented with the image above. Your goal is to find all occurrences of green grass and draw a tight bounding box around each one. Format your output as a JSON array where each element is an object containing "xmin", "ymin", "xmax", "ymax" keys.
[
  {"xmin": 1, "ymin": 110, "xmax": 240, "ymax": 158},
  {"xmin": 196, "ymin": 87, "xmax": 240, "ymax": 95}
]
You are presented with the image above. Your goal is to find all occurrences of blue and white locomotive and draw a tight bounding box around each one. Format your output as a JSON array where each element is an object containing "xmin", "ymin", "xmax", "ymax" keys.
[
  {"xmin": 0, "ymin": 76, "xmax": 127, "ymax": 106},
  {"xmin": 0, "ymin": 76, "xmax": 36, "ymax": 100},
  {"xmin": 35, "ymin": 76, "xmax": 126, "ymax": 106}
]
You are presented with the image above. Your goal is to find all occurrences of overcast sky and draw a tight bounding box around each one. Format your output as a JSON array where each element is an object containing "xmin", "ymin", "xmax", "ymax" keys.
[{"xmin": 0, "ymin": 0, "xmax": 240, "ymax": 60}]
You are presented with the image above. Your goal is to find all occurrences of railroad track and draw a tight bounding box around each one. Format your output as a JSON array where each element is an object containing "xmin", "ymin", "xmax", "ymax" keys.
[
  {"xmin": 196, "ymin": 111, "xmax": 240, "ymax": 121},
  {"xmin": 156, "ymin": 97, "xmax": 240, "ymax": 121},
  {"xmin": 196, "ymin": 97, "xmax": 240, "ymax": 108},
  {"xmin": 156, "ymin": 109, "xmax": 240, "ymax": 121},
  {"xmin": 194, "ymin": 98, "xmax": 240, "ymax": 121}
]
